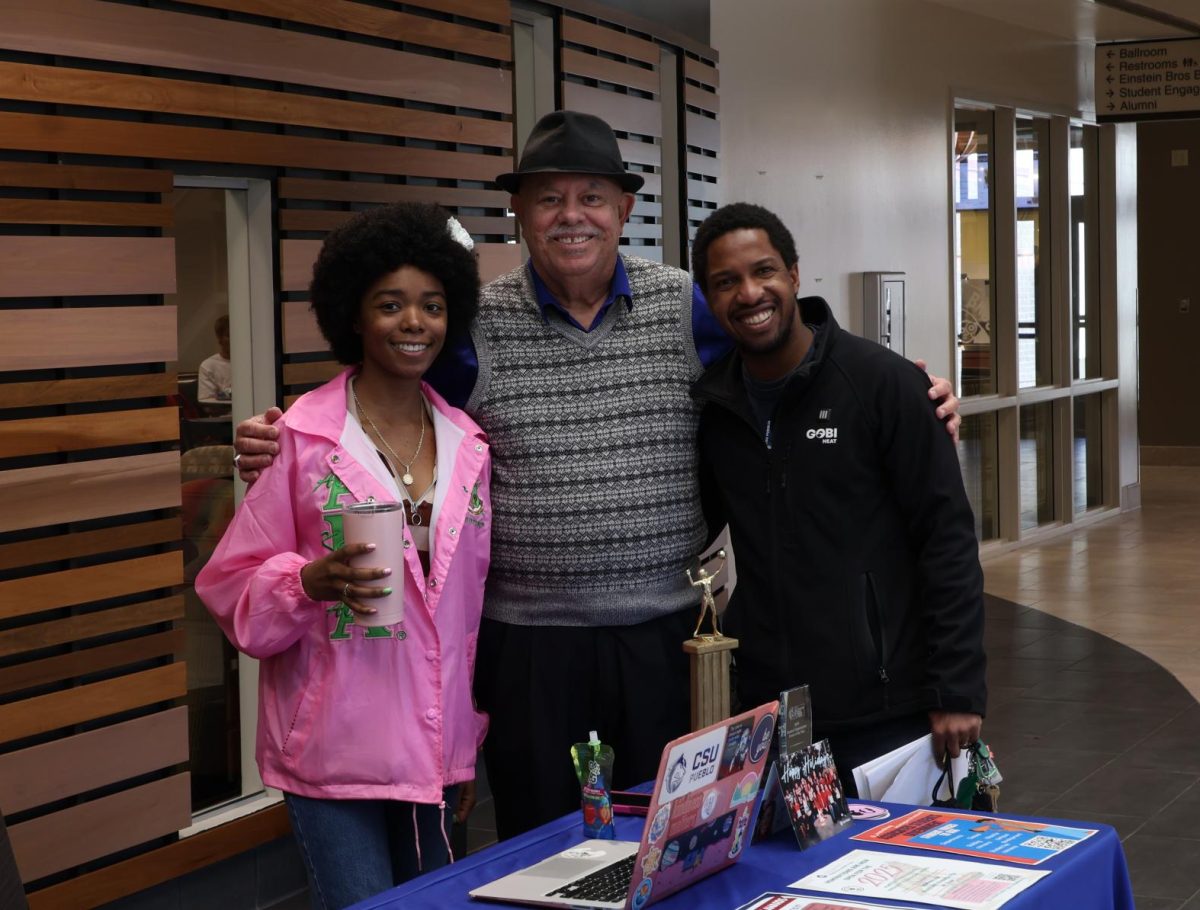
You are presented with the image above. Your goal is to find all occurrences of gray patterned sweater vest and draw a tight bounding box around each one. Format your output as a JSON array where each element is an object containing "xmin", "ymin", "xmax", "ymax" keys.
[{"xmin": 467, "ymin": 256, "xmax": 707, "ymax": 626}]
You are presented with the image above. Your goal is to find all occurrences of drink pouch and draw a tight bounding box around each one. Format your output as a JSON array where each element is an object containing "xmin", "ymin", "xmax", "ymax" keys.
[{"xmin": 571, "ymin": 731, "xmax": 616, "ymax": 839}]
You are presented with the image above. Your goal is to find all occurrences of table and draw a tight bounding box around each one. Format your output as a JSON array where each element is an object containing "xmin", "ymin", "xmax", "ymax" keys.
[{"xmin": 353, "ymin": 801, "xmax": 1134, "ymax": 910}]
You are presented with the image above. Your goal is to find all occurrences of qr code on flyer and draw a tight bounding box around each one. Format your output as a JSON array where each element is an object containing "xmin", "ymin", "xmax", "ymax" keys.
[{"xmin": 1023, "ymin": 835, "xmax": 1077, "ymax": 852}]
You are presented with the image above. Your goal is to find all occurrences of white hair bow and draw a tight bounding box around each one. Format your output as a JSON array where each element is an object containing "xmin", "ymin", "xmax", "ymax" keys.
[{"xmin": 446, "ymin": 216, "xmax": 474, "ymax": 251}]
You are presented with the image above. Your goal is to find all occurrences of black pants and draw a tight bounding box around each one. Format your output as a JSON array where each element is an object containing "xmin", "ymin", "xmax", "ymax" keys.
[{"xmin": 474, "ymin": 610, "xmax": 693, "ymax": 840}]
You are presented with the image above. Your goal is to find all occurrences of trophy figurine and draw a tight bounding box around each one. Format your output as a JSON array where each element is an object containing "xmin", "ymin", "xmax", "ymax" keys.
[
  {"xmin": 682, "ymin": 548, "xmax": 739, "ymax": 731},
  {"xmin": 686, "ymin": 550, "xmax": 725, "ymax": 640}
]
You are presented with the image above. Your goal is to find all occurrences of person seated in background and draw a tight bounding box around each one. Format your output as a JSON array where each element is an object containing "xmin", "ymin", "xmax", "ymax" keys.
[
  {"xmin": 196, "ymin": 203, "xmax": 490, "ymax": 910},
  {"xmin": 197, "ymin": 314, "xmax": 232, "ymax": 409}
]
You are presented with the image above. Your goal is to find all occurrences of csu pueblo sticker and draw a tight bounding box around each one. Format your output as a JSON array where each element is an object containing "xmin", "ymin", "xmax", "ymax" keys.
[{"xmin": 659, "ymin": 726, "xmax": 726, "ymax": 804}]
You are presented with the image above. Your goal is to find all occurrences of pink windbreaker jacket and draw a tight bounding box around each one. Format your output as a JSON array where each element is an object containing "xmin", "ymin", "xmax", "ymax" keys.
[{"xmin": 196, "ymin": 369, "xmax": 490, "ymax": 803}]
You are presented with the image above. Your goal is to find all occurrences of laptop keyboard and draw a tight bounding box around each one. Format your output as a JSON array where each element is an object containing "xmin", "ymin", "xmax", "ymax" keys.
[{"xmin": 545, "ymin": 854, "xmax": 636, "ymax": 904}]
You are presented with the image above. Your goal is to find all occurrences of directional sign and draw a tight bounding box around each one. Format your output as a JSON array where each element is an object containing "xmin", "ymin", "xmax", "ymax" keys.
[{"xmin": 1096, "ymin": 38, "xmax": 1200, "ymax": 121}]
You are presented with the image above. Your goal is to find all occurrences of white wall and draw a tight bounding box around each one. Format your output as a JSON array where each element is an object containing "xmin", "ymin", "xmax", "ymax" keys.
[{"xmin": 712, "ymin": 0, "xmax": 1095, "ymax": 380}]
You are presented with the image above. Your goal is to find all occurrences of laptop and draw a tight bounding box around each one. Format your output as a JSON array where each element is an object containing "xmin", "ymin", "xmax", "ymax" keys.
[{"xmin": 470, "ymin": 700, "xmax": 779, "ymax": 909}]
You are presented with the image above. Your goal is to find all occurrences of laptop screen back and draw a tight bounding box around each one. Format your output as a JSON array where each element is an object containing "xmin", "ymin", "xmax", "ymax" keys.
[{"xmin": 624, "ymin": 700, "xmax": 778, "ymax": 909}]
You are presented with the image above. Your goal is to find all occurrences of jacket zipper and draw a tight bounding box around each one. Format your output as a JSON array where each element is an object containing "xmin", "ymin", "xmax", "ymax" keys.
[{"xmin": 866, "ymin": 572, "xmax": 890, "ymax": 687}]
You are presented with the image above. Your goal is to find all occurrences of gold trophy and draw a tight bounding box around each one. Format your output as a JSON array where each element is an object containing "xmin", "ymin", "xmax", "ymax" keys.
[{"xmin": 682, "ymin": 548, "xmax": 739, "ymax": 731}]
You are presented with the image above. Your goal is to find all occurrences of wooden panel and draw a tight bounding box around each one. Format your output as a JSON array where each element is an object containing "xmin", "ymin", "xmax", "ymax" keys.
[
  {"xmin": 0, "ymin": 161, "xmax": 172, "ymax": 193},
  {"xmin": 684, "ymin": 56, "xmax": 719, "ymax": 88},
  {"xmin": 0, "ymin": 596, "xmax": 184, "ymax": 660},
  {"xmin": 0, "ymin": 552, "xmax": 183, "ymax": 622},
  {"xmin": 0, "ymin": 517, "xmax": 180, "ymax": 572},
  {"xmin": 0, "ymin": 452, "xmax": 180, "ymax": 535},
  {"xmin": 0, "ymin": 373, "xmax": 176, "ymax": 410},
  {"xmin": 281, "ymin": 360, "xmax": 341, "ymax": 386},
  {"xmin": 1, "ymin": 0, "xmax": 510, "ymax": 113},
  {"xmin": 408, "ymin": 0, "xmax": 510, "ymax": 26},
  {"xmin": 279, "ymin": 209, "xmax": 514, "ymax": 236},
  {"xmin": 561, "ymin": 16, "xmax": 658, "ymax": 65},
  {"xmin": 687, "ymin": 178, "xmax": 719, "ymax": 205},
  {"xmin": 282, "ymin": 301, "xmax": 325, "ymax": 355},
  {"xmin": 26, "ymin": 803, "xmax": 290, "ymax": 910},
  {"xmin": 636, "ymin": 171, "xmax": 663, "ymax": 198},
  {"xmin": 684, "ymin": 82, "xmax": 719, "ymax": 114},
  {"xmin": 0, "ymin": 239, "xmax": 175, "ymax": 300},
  {"xmin": 278, "ymin": 178, "xmax": 510, "ymax": 210},
  {"xmin": 0, "ymin": 112, "xmax": 505, "ymax": 183},
  {"xmin": 0, "ymin": 662, "xmax": 186, "ymax": 745},
  {"xmin": 280, "ymin": 240, "xmax": 321, "ymax": 293},
  {"xmin": 0, "ymin": 629, "xmax": 183, "ymax": 698},
  {"xmin": 620, "ymin": 222, "xmax": 662, "ymax": 240},
  {"xmin": 0, "ymin": 408, "xmax": 178, "ymax": 458},
  {"xmin": 0, "ymin": 705, "xmax": 187, "ymax": 812},
  {"xmin": 0, "ymin": 62, "xmax": 512, "ymax": 149},
  {"xmin": 0, "ymin": 199, "xmax": 171, "ymax": 228},
  {"xmin": 477, "ymin": 243, "xmax": 522, "ymax": 283},
  {"xmin": 686, "ymin": 152, "xmax": 720, "ymax": 179},
  {"xmin": 685, "ymin": 111, "xmax": 720, "ymax": 151},
  {"xmin": 562, "ymin": 83, "xmax": 661, "ymax": 138},
  {"xmin": 0, "ymin": 308, "xmax": 176, "ymax": 373},
  {"xmin": 10, "ymin": 773, "xmax": 191, "ymax": 883},
  {"xmin": 560, "ymin": 48, "xmax": 657, "ymax": 93},
  {"xmin": 181, "ymin": 0, "xmax": 511, "ymax": 61},
  {"xmin": 616, "ymin": 138, "xmax": 661, "ymax": 169}
]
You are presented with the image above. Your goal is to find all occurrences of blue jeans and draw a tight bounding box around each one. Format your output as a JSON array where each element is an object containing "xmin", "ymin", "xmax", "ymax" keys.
[{"xmin": 285, "ymin": 789, "xmax": 459, "ymax": 910}]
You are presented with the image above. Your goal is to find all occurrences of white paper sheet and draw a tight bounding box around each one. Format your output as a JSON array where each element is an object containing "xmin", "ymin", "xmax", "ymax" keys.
[
  {"xmin": 790, "ymin": 849, "xmax": 1048, "ymax": 910},
  {"xmin": 851, "ymin": 735, "xmax": 969, "ymax": 804}
]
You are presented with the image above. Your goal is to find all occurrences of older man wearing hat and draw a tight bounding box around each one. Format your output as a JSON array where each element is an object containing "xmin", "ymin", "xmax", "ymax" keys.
[{"xmin": 234, "ymin": 110, "xmax": 961, "ymax": 839}]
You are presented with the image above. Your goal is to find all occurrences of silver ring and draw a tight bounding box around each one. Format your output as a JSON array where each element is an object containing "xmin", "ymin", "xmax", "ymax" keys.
[
  {"xmin": 233, "ymin": 452, "xmax": 242, "ymax": 468},
  {"xmin": 342, "ymin": 582, "xmax": 352, "ymax": 601}
]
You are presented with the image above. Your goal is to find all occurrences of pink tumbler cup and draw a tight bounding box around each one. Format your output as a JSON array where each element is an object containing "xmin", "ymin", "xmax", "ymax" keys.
[{"xmin": 340, "ymin": 501, "xmax": 406, "ymax": 627}]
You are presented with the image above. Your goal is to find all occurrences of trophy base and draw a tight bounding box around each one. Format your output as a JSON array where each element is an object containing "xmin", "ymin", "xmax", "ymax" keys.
[{"xmin": 682, "ymin": 635, "xmax": 739, "ymax": 731}]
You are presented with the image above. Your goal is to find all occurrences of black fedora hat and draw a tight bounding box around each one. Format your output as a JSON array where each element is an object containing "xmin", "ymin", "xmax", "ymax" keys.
[{"xmin": 495, "ymin": 110, "xmax": 644, "ymax": 194}]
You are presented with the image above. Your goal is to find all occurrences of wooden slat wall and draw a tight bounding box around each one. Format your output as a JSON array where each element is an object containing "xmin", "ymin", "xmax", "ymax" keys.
[
  {"xmin": 0, "ymin": 0, "xmax": 717, "ymax": 903},
  {"xmin": 0, "ymin": 0, "xmax": 514, "ymax": 902},
  {"xmin": 561, "ymin": 12, "xmax": 664, "ymax": 262},
  {"xmin": 682, "ymin": 52, "xmax": 721, "ymax": 242}
]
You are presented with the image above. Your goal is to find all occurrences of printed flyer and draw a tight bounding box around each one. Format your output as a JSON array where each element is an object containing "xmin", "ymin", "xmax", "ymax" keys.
[
  {"xmin": 734, "ymin": 895, "xmax": 927, "ymax": 910},
  {"xmin": 852, "ymin": 808, "xmax": 1096, "ymax": 865},
  {"xmin": 790, "ymin": 849, "xmax": 1048, "ymax": 910}
]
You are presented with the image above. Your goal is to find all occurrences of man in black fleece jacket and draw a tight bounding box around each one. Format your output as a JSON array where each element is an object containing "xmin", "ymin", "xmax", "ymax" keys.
[{"xmin": 690, "ymin": 203, "xmax": 986, "ymax": 789}]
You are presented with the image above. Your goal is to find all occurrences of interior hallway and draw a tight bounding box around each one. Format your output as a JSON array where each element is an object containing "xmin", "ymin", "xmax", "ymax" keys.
[
  {"xmin": 980, "ymin": 465, "xmax": 1200, "ymax": 909},
  {"xmin": 984, "ymin": 466, "xmax": 1200, "ymax": 702}
]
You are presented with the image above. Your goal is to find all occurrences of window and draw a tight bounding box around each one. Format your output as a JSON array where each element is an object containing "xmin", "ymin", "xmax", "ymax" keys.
[
  {"xmin": 1016, "ymin": 117, "xmax": 1051, "ymax": 389},
  {"xmin": 953, "ymin": 109, "xmax": 996, "ymax": 397},
  {"xmin": 168, "ymin": 178, "xmax": 277, "ymax": 823},
  {"xmin": 952, "ymin": 108, "xmax": 1116, "ymax": 544},
  {"xmin": 1070, "ymin": 125, "xmax": 1101, "ymax": 381}
]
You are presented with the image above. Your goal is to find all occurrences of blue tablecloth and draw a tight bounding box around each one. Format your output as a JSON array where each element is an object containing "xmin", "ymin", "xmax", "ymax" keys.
[{"xmin": 352, "ymin": 801, "xmax": 1134, "ymax": 910}]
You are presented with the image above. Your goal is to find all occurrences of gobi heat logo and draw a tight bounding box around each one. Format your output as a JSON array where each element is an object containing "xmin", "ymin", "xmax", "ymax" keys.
[
  {"xmin": 806, "ymin": 425, "xmax": 838, "ymax": 444},
  {"xmin": 807, "ymin": 408, "xmax": 837, "ymax": 444}
]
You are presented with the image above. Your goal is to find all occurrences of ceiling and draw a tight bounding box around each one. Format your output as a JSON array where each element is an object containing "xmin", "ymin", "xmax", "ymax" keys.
[{"xmin": 924, "ymin": 0, "xmax": 1200, "ymax": 43}]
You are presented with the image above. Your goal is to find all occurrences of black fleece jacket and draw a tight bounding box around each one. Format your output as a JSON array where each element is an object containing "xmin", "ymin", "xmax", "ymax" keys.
[{"xmin": 692, "ymin": 296, "xmax": 986, "ymax": 733}]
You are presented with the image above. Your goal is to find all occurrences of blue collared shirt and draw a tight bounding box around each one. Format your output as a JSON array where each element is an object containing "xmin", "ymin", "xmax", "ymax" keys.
[{"xmin": 425, "ymin": 255, "xmax": 731, "ymax": 409}]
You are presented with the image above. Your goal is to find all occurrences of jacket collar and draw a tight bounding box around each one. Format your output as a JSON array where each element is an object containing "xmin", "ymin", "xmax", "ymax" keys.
[
  {"xmin": 285, "ymin": 366, "xmax": 487, "ymax": 444},
  {"xmin": 691, "ymin": 296, "xmax": 838, "ymax": 408}
]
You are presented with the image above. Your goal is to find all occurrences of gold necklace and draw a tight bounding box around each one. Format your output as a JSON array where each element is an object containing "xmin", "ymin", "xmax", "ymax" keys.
[{"xmin": 350, "ymin": 380, "xmax": 425, "ymax": 487}]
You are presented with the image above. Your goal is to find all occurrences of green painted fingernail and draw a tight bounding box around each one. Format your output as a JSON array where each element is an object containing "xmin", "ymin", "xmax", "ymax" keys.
[{"xmin": 381, "ymin": 587, "xmax": 393, "ymax": 595}]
